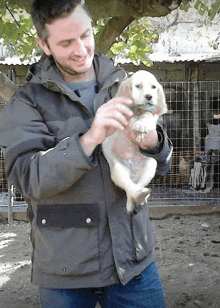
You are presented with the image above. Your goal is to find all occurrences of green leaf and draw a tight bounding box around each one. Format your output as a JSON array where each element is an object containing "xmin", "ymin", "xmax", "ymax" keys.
[
  {"xmin": 208, "ymin": 0, "xmax": 220, "ymax": 20},
  {"xmin": 194, "ymin": 1, "xmax": 209, "ymax": 16}
]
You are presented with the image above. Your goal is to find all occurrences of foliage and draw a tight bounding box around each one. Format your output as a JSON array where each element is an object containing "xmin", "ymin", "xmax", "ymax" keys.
[
  {"xmin": 180, "ymin": 0, "xmax": 220, "ymax": 20},
  {"xmin": 93, "ymin": 0, "xmax": 220, "ymax": 66},
  {"xmin": 0, "ymin": 0, "xmax": 219, "ymax": 64},
  {"xmin": 0, "ymin": 1, "xmax": 40, "ymax": 60},
  {"xmin": 93, "ymin": 18, "xmax": 158, "ymax": 66}
]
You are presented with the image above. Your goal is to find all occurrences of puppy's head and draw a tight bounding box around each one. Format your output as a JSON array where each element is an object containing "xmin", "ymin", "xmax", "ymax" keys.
[{"xmin": 117, "ymin": 70, "xmax": 167, "ymax": 116}]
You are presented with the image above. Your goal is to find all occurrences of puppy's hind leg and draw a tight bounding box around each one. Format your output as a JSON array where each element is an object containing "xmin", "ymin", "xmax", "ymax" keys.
[
  {"xmin": 136, "ymin": 157, "xmax": 157, "ymax": 188},
  {"xmin": 109, "ymin": 160, "xmax": 150, "ymax": 212}
]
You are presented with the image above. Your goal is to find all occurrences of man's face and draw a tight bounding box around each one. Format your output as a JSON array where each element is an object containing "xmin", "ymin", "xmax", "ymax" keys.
[{"xmin": 37, "ymin": 5, "xmax": 95, "ymax": 82}]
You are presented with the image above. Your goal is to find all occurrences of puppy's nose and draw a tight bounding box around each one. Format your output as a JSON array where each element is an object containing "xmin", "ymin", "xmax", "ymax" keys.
[{"xmin": 145, "ymin": 94, "xmax": 152, "ymax": 100}]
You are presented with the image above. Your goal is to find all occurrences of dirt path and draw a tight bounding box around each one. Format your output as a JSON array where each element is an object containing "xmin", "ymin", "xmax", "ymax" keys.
[{"xmin": 0, "ymin": 213, "xmax": 219, "ymax": 308}]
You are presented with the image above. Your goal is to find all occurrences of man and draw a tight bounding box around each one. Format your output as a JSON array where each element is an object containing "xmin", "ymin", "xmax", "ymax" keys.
[{"xmin": 0, "ymin": 0, "xmax": 173, "ymax": 307}]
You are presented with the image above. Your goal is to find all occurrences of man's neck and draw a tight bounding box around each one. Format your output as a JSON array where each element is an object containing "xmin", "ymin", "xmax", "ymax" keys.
[{"xmin": 59, "ymin": 64, "xmax": 95, "ymax": 83}]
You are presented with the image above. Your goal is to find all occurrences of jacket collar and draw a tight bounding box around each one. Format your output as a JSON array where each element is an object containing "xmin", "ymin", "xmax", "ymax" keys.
[{"xmin": 26, "ymin": 52, "xmax": 127, "ymax": 104}]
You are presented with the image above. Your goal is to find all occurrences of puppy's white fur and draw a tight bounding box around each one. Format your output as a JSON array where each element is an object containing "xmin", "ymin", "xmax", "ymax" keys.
[{"xmin": 102, "ymin": 70, "xmax": 167, "ymax": 212}]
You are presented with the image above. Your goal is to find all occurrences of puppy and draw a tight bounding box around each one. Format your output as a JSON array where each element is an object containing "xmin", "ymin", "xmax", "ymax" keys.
[{"xmin": 102, "ymin": 70, "xmax": 167, "ymax": 212}]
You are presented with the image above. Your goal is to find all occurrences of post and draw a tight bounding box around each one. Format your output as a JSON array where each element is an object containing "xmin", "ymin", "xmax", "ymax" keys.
[
  {"xmin": 8, "ymin": 183, "xmax": 13, "ymax": 225},
  {"xmin": 190, "ymin": 64, "xmax": 201, "ymax": 151}
]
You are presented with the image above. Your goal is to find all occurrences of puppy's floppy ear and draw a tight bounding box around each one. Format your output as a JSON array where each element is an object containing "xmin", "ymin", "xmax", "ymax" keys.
[
  {"xmin": 156, "ymin": 84, "xmax": 167, "ymax": 115},
  {"xmin": 116, "ymin": 77, "xmax": 133, "ymax": 99}
]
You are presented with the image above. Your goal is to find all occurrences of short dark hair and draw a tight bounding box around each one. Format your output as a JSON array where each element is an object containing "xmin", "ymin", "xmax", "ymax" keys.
[{"xmin": 31, "ymin": 0, "xmax": 90, "ymax": 40}]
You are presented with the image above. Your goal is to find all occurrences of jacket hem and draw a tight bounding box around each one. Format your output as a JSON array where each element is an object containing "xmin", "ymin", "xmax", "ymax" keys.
[{"xmin": 32, "ymin": 251, "xmax": 155, "ymax": 289}]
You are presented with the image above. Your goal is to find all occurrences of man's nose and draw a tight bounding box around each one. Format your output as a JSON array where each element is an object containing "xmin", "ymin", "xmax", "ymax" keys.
[{"xmin": 74, "ymin": 39, "xmax": 87, "ymax": 57}]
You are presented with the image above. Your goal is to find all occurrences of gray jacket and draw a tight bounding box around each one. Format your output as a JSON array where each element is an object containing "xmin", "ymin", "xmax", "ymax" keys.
[{"xmin": 0, "ymin": 52, "xmax": 173, "ymax": 288}]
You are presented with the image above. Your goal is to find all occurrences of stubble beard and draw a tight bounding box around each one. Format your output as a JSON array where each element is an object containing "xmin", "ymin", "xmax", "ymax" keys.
[
  {"xmin": 54, "ymin": 55, "xmax": 94, "ymax": 82},
  {"xmin": 45, "ymin": 40, "xmax": 95, "ymax": 81}
]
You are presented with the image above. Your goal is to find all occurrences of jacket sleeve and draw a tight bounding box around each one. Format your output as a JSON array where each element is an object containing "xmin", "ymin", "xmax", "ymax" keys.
[
  {"xmin": 139, "ymin": 124, "xmax": 173, "ymax": 177},
  {"xmin": 0, "ymin": 95, "xmax": 97, "ymax": 201}
]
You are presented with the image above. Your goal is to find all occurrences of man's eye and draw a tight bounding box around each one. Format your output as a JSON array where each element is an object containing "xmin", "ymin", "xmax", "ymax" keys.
[
  {"xmin": 61, "ymin": 41, "xmax": 72, "ymax": 48},
  {"xmin": 82, "ymin": 30, "xmax": 91, "ymax": 38}
]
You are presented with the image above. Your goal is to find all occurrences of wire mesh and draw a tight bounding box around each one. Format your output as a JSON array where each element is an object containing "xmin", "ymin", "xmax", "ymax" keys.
[{"xmin": 150, "ymin": 81, "xmax": 220, "ymax": 206}]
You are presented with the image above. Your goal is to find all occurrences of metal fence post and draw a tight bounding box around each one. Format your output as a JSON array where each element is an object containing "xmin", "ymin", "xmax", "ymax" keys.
[{"xmin": 8, "ymin": 183, "xmax": 13, "ymax": 225}]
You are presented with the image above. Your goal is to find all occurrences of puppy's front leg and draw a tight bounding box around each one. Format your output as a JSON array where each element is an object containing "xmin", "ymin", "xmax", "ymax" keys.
[{"xmin": 130, "ymin": 113, "xmax": 158, "ymax": 136}]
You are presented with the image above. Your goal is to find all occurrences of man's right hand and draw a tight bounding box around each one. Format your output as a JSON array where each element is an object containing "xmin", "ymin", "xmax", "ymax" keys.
[{"xmin": 80, "ymin": 97, "xmax": 133, "ymax": 157}]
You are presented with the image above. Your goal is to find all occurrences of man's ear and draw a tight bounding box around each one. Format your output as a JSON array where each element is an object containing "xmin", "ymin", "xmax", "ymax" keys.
[{"xmin": 36, "ymin": 36, "xmax": 51, "ymax": 56}]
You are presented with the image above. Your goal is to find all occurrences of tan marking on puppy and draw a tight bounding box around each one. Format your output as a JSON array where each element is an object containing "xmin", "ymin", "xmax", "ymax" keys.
[{"xmin": 102, "ymin": 70, "xmax": 167, "ymax": 213}]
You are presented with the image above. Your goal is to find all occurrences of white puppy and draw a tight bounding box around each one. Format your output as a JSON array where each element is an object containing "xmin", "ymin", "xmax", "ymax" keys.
[{"xmin": 102, "ymin": 70, "xmax": 167, "ymax": 212}]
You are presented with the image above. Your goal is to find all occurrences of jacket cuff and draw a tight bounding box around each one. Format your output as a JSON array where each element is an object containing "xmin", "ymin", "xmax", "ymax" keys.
[
  {"xmin": 139, "ymin": 125, "xmax": 164, "ymax": 156},
  {"xmin": 78, "ymin": 133, "xmax": 98, "ymax": 166},
  {"xmin": 141, "ymin": 124, "xmax": 173, "ymax": 177}
]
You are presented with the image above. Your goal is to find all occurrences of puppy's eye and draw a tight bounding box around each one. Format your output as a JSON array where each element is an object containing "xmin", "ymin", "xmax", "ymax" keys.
[
  {"xmin": 135, "ymin": 84, "xmax": 142, "ymax": 89},
  {"xmin": 152, "ymin": 85, "xmax": 156, "ymax": 89}
]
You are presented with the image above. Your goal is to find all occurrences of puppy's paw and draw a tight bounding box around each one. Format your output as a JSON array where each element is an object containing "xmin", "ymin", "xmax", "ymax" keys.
[
  {"xmin": 135, "ymin": 187, "xmax": 151, "ymax": 205},
  {"xmin": 134, "ymin": 132, "xmax": 147, "ymax": 143},
  {"xmin": 126, "ymin": 187, "xmax": 151, "ymax": 212},
  {"xmin": 132, "ymin": 122, "xmax": 149, "ymax": 134}
]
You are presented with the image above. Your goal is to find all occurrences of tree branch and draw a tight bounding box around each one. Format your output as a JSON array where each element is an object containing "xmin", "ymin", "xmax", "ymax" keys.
[
  {"xmin": 167, "ymin": 12, "xmax": 179, "ymax": 29},
  {"xmin": 3, "ymin": 1, "xmax": 32, "ymax": 38},
  {"xmin": 87, "ymin": 0, "xmax": 183, "ymax": 19},
  {"xmin": 95, "ymin": 16, "xmax": 135, "ymax": 53}
]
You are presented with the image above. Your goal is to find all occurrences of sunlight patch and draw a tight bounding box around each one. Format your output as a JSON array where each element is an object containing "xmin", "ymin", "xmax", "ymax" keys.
[
  {"xmin": 0, "ymin": 275, "xmax": 10, "ymax": 287},
  {"xmin": 0, "ymin": 260, "xmax": 31, "ymax": 276},
  {"xmin": 0, "ymin": 232, "xmax": 17, "ymax": 239},
  {"xmin": 0, "ymin": 239, "xmax": 14, "ymax": 250}
]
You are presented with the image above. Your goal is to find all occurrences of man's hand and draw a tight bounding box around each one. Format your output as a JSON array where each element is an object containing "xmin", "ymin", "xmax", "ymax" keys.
[
  {"xmin": 80, "ymin": 97, "xmax": 133, "ymax": 157},
  {"xmin": 123, "ymin": 126, "xmax": 159, "ymax": 150}
]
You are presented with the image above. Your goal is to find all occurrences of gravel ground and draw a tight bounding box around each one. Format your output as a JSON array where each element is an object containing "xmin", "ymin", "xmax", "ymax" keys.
[{"xmin": 0, "ymin": 213, "xmax": 220, "ymax": 308}]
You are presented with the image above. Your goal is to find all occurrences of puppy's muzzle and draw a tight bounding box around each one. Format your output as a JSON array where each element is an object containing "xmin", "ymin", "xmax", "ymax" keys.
[
  {"xmin": 145, "ymin": 94, "xmax": 152, "ymax": 101},
  {"xmin": 130, "ymin": 101, "xmax": 157, "ymax": 115}
]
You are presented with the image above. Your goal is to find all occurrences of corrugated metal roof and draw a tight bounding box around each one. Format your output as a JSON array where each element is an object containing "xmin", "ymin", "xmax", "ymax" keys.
[
  {"xmin": 149, "ymin": 53, "xmax": 220, "ymax": 63},
  {"xmin": 0, "ymin": 43, "xmax": 39, "ymax": 65},
  {"xmin": 0, "ymin": 55, "xmax": 39, "ymax": 66}
]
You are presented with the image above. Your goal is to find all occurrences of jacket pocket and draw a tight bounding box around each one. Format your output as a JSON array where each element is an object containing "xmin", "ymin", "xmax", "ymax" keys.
[
  {"xmin": 35, "ymin": 203, "xmax": 100, "ymax": 276},
  {"xmin": 131, "ymin": 206, "xmax": 155, "ymax": 262},
  {"xmin": 36, "ymin": 203, "xmax": 99, "ymax": 228}
]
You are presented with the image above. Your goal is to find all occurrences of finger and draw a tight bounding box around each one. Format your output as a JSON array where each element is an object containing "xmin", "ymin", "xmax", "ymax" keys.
[
  {"xmin": 104, "ymin": 97, "xmax": 133, "ymax": 114},
  {"xmin": 110, "ymin": 109, "xmax": 130, "ymax": 127},
  {"xmin": 97, "ymin": 104, "xmax": 133, "ymax": 126},
  {"xmin": 96, "ymin": 107, "xmax": 130, "ymax": 126},
  {"xmin": 102, "ymin": 103, "xmax": 133, "ymax": 123},
  {"xmin": 93, "ymin": 110, "xmax": 128, "ymax": 131},
  {"xmin": 102, "ymin": 118, "xmax": 127, "ymax": 131},
  {"xmin": 115, "ymin": 103, "xmax": 133, "ymax": 119},
  {"xmin": 112, "ymin": 97, "xmax": 133, "ymax": 106}
]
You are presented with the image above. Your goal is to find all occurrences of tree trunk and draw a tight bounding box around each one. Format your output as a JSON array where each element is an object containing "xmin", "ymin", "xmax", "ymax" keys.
[
  {"xmin": 0, "ymin": 72, "xmax": 17, "ymax": 101},
  {"xmin": 86, "ymin": 0, "xmax": 182, "ymax": 18},
  {"xmin": 96, "ymin": 16, "xmax": 135, "ymax": 53}
]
